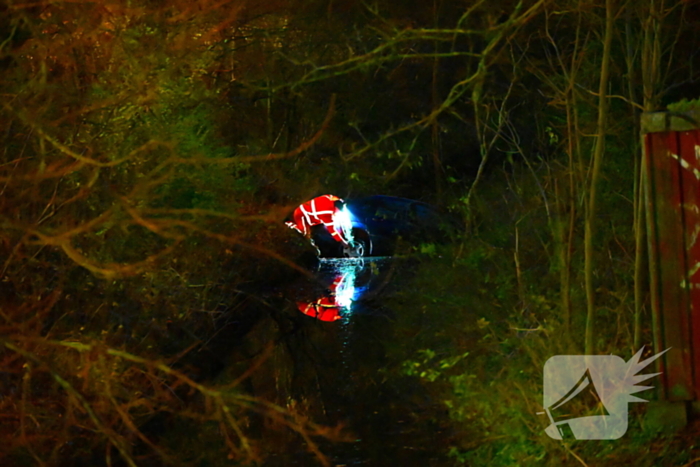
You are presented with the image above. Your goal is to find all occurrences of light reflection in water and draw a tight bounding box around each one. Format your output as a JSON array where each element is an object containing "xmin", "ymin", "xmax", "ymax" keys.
[
  {"xmin": 287, "ymin": 257, "xmax": 392, "ymax": 464},
  {"xmin": 297, "ymin": 257, "xmax": 386, "ymax": 321}
]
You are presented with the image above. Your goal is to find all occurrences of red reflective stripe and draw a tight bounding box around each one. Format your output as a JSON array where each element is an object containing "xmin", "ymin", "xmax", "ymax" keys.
[
  {"xmin": 299, "ymin": 205, "xmax": 314, "ymax": 233},
  {"xmin": 290, "ymin": 195, "xmax": 345, "ymax": 242},
  {"xmin": 326, "ymin": 226, "xmax": 343, "ymax": 241},
  {"xmin": 300, "ymin": 301, "xmax": 323, "ymax": 318},
  {"xmin": 307, "ymin": 197, "xmax": 334, "ymax": 217},
  {"xmin": 299, "ymin": 299, "xmax": 340, "ymax": 320},
  {"xmin": 303, "ymin": 200, "xmax": 334, "ymax": 224}
]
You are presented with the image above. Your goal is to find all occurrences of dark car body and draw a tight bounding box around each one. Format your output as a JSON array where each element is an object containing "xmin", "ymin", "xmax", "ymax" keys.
[{"xmin": 312, "ymin": 195, "xmax": 451, "ymax": 257}]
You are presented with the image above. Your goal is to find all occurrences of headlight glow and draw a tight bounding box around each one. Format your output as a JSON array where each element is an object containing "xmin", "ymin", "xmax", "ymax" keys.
[{"xmin": 334, "ymin": 206, "xmax": 354, "ymax": 244}]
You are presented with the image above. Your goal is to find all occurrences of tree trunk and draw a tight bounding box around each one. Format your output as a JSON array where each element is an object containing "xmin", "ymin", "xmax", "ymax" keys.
[{"xmin": 584, "ymin": 0, "xmax": 615, "ymax": 356}]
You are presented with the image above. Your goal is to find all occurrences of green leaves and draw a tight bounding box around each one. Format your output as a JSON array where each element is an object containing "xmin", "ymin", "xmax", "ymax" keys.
[
  {"xmin": 402, "ymin": 348, "xmax": 470, "ymax": 383},
  {"xmin": 667, "ymin": 98, "xmax": 700, "ymax": 113}
]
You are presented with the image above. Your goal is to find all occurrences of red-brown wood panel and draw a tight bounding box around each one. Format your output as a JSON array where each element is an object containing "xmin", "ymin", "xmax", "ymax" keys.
[
  {"xmin": 646, "ymin": 131, "xmax": 695, "ymax": 401},
  {"xmin": 678, "ymin": 130, "xmax": 700, "ymax": 395},
  {"xmin": 670, "ymin": 131, "xmax": 697, "ymax": 400}
]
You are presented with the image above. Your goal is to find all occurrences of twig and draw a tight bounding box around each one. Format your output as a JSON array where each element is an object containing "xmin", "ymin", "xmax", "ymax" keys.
[
  {"xmin": 169, "ymin": 94, "xmax": 336, "ymax": 165},
  {"xmin": 100, "ymin": 354, "xmax": 181, "ymax": 466},
  {"xmin": 4, "ymin": 341, "xmax": 138, "ymax": 467},
  {"xmin": 562, "ymin": 443, "xmax": 589, "ymax": 467},
  {"xmin": 12, "ymin": 338, "xmax": 339, "ymax": 465}
]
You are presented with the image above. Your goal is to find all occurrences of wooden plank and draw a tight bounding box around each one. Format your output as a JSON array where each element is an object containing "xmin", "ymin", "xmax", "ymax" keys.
[
  {"xmin": 656, "ymin": 132, "xmax": 694, "ymax": 401},
  {"xmin": 646, "ymin": 131, "xmax": 694, "ymax": 400},
  {"xmin": 678, "ymin": 130, "xmax": 700, "ymax": 395},
  {"xmin": 662, "ymin": 130, "xmax": 694, "ymax": 400}
]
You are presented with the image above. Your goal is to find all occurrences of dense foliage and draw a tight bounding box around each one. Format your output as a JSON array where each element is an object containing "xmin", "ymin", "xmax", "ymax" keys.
[{"xmin": 1, "ymin": 0, "xmax": 700, "ymax": 465}]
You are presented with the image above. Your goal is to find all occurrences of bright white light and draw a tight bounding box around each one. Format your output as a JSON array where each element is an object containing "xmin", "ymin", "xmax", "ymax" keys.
[
  {"xmin": 334, "ymin": 270, "xmax": 357, "ymax": 309},
  {"xmin": 334, "ymin": 206, "xmax": 354, "ymax": 244}
]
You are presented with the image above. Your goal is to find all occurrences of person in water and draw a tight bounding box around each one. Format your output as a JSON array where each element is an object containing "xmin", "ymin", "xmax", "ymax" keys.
[{"xmin": 285, "ymin": 194, "xmax": 351, "ymax": 248}]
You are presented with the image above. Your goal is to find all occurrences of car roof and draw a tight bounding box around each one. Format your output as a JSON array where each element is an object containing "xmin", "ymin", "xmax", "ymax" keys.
[{"xmin": 346, "ymin": 195, "xmax": 435, "ymax": 210}]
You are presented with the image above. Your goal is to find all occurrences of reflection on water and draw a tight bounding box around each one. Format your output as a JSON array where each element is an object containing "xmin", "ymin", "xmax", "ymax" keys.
[
  {"xmin": 296, "ymin": 257, "xmax": 391, "ymax": 321},
  {"xmin": 227, "ymin": 255, "xmax": 454, "ymax": 466}
]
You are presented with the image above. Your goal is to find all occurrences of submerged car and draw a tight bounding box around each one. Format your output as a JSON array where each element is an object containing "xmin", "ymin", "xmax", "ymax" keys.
[{"xmin": 296, "ymin": 195, "xmax": 450, "ymax": 258}]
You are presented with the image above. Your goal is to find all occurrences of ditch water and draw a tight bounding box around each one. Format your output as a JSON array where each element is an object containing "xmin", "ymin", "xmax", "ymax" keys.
[{"xmin": 213, "ymin": 256, "xmax": 460, "ymax": 466}]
